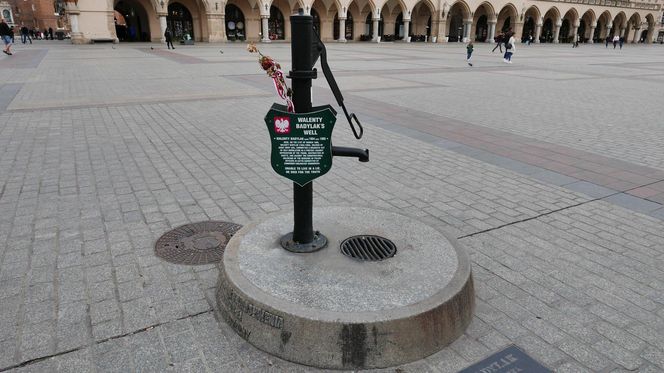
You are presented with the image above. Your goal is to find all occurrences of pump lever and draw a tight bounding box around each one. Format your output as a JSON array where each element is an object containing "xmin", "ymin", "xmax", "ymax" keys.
[{"xmin": 312, "ymin": 29, "xmax": 363, "ymax": 140}]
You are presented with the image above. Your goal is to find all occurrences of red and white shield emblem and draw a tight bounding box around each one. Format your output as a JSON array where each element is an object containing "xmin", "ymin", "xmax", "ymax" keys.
[{"xmin": 274, "ymin": 117, "xmax": 290, "ymax": 134}]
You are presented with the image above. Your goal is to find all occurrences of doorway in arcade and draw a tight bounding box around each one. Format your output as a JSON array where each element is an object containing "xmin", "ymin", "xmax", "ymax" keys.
[
  {"xmin": 168, "ymin": 2, "xmax": 194, "ymax": 41},
  {"xmin": 114, "ymin": 0, "xmax": 151, "ymax": 41}
]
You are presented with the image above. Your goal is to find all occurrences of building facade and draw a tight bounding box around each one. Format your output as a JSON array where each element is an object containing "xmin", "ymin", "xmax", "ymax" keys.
[
  {"xmin": 4, "ymin": 0, "xmax": 67, "ymax": 32},
  {"xmin": 63, "ymin": 0, "xmax": 662, "ymax": 44}
]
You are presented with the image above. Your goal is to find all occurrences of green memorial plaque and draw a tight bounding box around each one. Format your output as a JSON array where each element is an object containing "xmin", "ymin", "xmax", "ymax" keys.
[{"xmin": 265, "ymin": 104, "xmax": 337, "ymax": 186}]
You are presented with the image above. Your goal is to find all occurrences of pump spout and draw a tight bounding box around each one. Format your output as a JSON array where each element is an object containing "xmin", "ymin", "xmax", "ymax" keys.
[{"xmin": 332, "ymin": 146, "xmax": 369, "ymax": 162}]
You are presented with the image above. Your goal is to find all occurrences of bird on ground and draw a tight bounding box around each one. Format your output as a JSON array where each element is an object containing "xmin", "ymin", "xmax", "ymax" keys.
[
  {"xmin": 220, "ymin": 50, "xmax": 223, "ymax": 54},
  {"xmin": 150, "ymin": 47, "xmax": 154, "ymax": 50}
]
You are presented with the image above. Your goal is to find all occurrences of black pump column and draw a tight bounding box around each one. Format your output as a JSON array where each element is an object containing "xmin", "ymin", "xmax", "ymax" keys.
[{"xmin": 280, "ymin": 10, "xmax": 327, "ymax": 253}]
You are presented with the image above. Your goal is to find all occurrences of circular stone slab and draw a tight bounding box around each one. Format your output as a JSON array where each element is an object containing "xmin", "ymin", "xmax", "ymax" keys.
[{"xmin": 215, "ymin": 207, "xmax": 474, "ymax": 369}]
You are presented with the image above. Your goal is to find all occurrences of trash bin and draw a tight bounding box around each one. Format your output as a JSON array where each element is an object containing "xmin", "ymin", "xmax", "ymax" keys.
[{"xmin": 56, "ymin": 31, "xmax": 64, "ymax": 40}]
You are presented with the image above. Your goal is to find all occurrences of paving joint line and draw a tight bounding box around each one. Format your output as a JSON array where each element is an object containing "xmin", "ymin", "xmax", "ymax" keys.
[
  {"xmin": 0, "ymin": 309, "xmax": 214, "ymax": 372},
  {"xmin": 458, "ymin": 187, "xmax": 636, "ymax": 239}
]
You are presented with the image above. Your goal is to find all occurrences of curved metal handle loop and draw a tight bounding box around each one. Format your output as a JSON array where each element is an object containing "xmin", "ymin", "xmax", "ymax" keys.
[{"xmin": 348, "ymin": 112, "xmax": 363, "ymax": 140}]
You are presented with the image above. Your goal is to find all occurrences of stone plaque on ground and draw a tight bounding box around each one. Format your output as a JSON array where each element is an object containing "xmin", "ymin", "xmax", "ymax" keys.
[
  {"xmin": 457, "ymin": 345, "xmax": 551, "ymax": 373},
  {"xmin": 264, "ymin": 103, "xmax": 336, "ymax": 186}
]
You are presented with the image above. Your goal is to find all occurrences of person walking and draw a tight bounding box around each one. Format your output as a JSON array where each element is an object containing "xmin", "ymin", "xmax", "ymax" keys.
[
  {"xmin": 0, "ymin": 18, "xmax": 13, "ymax": 55},
  {"xmin": 619, "ymin": 36, "xmax": 624, "ymax": 49},
  {"xmin": 20, "ymin": 24, "xmax": 32, "ymax": 44},
  {"xmin": 48, "ymin": 27, "xmax": 54, "ymax": 40},
  {"xmin": 503, "ymin": 32, "xmax": 515, "ymax": 63},
  {"xmin": 612, "ymin": 35, "xmax": 619, "ymax": 49},
  {"xmin": 572, "ymin": 33, "xmax": 579, "ymax": 48},
  {"xmin": 164, "ymin": 28, "xmax": 175, "ymax": 49},
  {"xmin": 466, "ymin": 41, "xmax": 474, "ymax": 66},
  {"xmin": 605, "ymin": 36, "xmax": 610, "ymax": 48},
  {"xmin": 492, "ymin": 32, "xmax": 504, "ymax": 53}
]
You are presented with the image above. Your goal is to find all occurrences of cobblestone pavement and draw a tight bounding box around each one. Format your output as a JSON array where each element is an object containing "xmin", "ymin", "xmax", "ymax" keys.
[{"xmin": 1, "ymin": 40, "xmax": 664, "ymax": 372}]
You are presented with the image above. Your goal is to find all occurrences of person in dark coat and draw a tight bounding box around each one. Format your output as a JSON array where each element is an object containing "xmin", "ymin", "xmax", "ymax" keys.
[
  {"xmin": 492, "ymin": 32, "xmax": 504, "ymax": 53},
  {"xmin": 20, "ymin": 24, "xmax": 32, "ymax": 44},
  {"xmin": 164, "ymin": 28, "xmax": 175, "ymax": 49},
  {"xmin": 48, "ymin": 27, "xmax": 54, "ymax": 40}
]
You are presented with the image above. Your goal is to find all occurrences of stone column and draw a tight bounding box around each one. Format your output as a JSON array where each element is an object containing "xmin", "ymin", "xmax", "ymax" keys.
[
  {"xmin": 487, "ymin": 20, "xmax": 496, "ymax": 43},
  {"xmin": 606, "ymin": 21, "xmax": 612, "ymax": 40},
  {"xmin": 372, "ymin": 18, "xmax": 379, "ymax": 42},
  {"xmin": 261, "ymin": 16, "xmax": 270, "ymax": 42},
  {"xmin": 572, "ymin": 25, "xmax": 578, "ymax": 43},
  {"xmin": 632, "ymin": 27, "xmax": 641, "ymax": 43},
  {"xmin": 403, "ymin": 19, "xmax": 410, "ymax": 41},
  {"xmin": 513, "ymin": 21, "xmax": 524, "ymax": 40},
  {"xmin": 207, "ymin": 13, "xmax": 226, "ymax": 42},
  {"xmin": 588, "ymin": 23, "xmax": 596, "ymax": 43},
  {"xmin": 435, "ymin": 18, "xmax": 446, "ymax": 42},
  {"xmin": 620, "ymin": 27, "xmax": 626, "ymax": 37},
  {"xmin": 338, "ymin": 18, "xmax": 346, "ymax": 42},
  {"xmin": 65, "ymin": 1, "xmax": 84, "ymax": 44},
  {"xmin": 463, "ymin": 20, "xmax": 472, "ymax": 42},
  {"xmin": 159, "ymin": 15, "xmax": 167, "ymax": 43},
  {"xmin": 534, "ymin": 22, "xmax": 542, "ymax": 43},
  {"xmin": 553, "ymin": 20, "xmax": 561, "ymax": 43}
]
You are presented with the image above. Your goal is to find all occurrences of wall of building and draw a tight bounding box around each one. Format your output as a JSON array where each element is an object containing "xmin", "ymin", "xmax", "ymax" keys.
[
  {"xmin": 6, "ymin": 0, "xmax": 65, "ymax": 31},
  {"xmin": 68, "ymin": 0, "xmax": 662, "ymax": 44}
]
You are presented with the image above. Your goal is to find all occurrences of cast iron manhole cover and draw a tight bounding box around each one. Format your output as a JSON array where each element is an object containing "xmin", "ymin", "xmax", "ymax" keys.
[
  {"xmin": 155, "ymin": 221, "xmax": 242, "ymax": 265},
  {"xmin": 340, "ymin": 235, "xmax": 397, "ymax": 261}
]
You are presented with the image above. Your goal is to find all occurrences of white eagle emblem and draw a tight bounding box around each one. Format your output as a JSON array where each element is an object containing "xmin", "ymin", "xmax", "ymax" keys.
[{"xmin": 274, "ymin": 117, "xmax": 290, "ymax": 134}]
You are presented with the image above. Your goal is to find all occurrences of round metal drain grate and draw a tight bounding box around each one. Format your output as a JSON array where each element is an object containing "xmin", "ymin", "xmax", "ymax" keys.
[
  {"xmin": 340, "ymin": 235, "xmax": 397, "ymax": 261},
  {"xmin": 155, "ymin": 221, "xmax": 242, "ymax": 265}
]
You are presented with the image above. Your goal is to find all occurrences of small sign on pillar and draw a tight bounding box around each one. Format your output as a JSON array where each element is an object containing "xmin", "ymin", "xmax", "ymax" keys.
[{"xmin": 265, "ymin": 103, "xmax": 337, "ymax": 186}]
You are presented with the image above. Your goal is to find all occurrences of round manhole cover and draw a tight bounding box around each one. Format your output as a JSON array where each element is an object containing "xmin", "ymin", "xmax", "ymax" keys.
[
  {"xmin": 155, "ymin": 221, "xmax": 242, "ymax": 265},
  {"xmin": 340, "ymin": 235, "xmax": 397, "ymax": 261}
]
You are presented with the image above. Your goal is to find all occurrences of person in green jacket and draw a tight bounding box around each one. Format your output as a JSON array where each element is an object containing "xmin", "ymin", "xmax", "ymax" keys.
[{"xmin": 466, "ymin": 41, "xmax": 474, "ymax": 66}]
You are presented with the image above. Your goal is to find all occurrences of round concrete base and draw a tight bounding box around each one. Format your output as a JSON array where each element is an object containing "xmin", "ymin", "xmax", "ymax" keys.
[{"xmin": 215, "ymin": 207, "xmax": 474, "ymax": 370}]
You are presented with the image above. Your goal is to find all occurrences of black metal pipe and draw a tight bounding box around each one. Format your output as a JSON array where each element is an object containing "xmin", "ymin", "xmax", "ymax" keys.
[
  {"xmin": 332, "ymin": 146, "xmax": 369, "ymax": 162},
  {"xmin": 290, "ymin": 11, "xmax": 315, "ymax": 246}
]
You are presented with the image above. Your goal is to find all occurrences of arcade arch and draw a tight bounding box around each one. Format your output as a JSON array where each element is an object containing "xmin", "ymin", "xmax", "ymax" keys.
[
  {"xmin": 114, "ymin": 0, "xmax": 156, "ymax": 42},
  {"xmin": 625, "ymin": 12, "xmax": 641, "ymax": 43},
  {"xmin": 612, "ymin": 11, "xmax": 626, "ymax": 38},
  {"xmin": 163, "ymin": 0, "xmax": 209, "ymax": 42},
  {"xmin": 521, "ymin": 6, "xmax": 540, "ymax": 42},
  {"xmin": 410, "ymin": 0, "xmax": 434, "ymax": 40},
  {"xmin": 225, "ymin": 4, "xmax": 246, "ymax": 41},
  {"xmin": 560, "ymin": 8, "xmax": 578, "ymax": 43},
  {"xmin": 580, "ymin": 10, "xmax": 594, "ymax": 42},
  {"xmin": 541, "ymin": 7, "xmax": 560, "ymax": 42},
  {"xmin": 473, "ymin": 2, "xmax": 494, "ymax": 42},
  {"xmin": 446, "ymin": 1, "xmax": 470, "ymax": 42},
  {"xmin": 644, "ymin": 13, "xmax": 656, "ymax": 43},
  {"xmin": 496, "ymin": 4, "xmax": 517, "ymax": 33},
  {"xmin": 596, "ymin": 10, "xmax": 612, "ymax": 41}
]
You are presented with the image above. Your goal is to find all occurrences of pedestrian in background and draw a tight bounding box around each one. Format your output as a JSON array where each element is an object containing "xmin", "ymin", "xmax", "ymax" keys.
[
  {"xmin": 466, "ymin": 41, "xmax": 474, "ymax": 66},
  {"xmin": 619, "ymin": 36, "xmax": 624, "ymax": 49},
  {"xmin": 164, "ymin": 28, "xmax": 175, "ymax": 49},
  {"xmin": 48, "ymin": 27, "xmax": 53, "ymax": 40},
  {"xmin": 605, "ymin": 36, "xmax": 610, "ymax": 47},
  {"xmin": 492, "ymin": 32, "xmax": 504, "ymax": 53},
  {"xmin": 503, "ymin": 32, "xmax": 515, "ymax": 63},
  {"xmin": 613, "ymin": 35, "xmax": 619, "ymax": 49},
  {"xmin": 1, "ymin": 18, "xmax": 13, "ymax": 55},
  {"xmin": 20, "ymin": 24, "xmax": 32, "ymax": 44}
]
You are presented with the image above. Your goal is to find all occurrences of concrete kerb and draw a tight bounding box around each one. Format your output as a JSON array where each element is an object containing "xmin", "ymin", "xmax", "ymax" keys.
[{"xmin": 215, "ymin": 206, "xmax": 475, "ymax": 369}]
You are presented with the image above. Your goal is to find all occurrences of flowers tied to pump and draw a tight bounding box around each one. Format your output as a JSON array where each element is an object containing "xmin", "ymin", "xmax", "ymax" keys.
[{"xmin": 247, "ymin": 43, "xmax": 294, "ymax": 112}]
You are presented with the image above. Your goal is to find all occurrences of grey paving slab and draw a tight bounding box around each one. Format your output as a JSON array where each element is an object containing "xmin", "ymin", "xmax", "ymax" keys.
[
  {"xmin": 603, "ymin": 193, "xmax": 664, "ymax": 214},
  {"xmin": 564, "ymin": 180, "xmax": 618, "ymax": 199}
]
